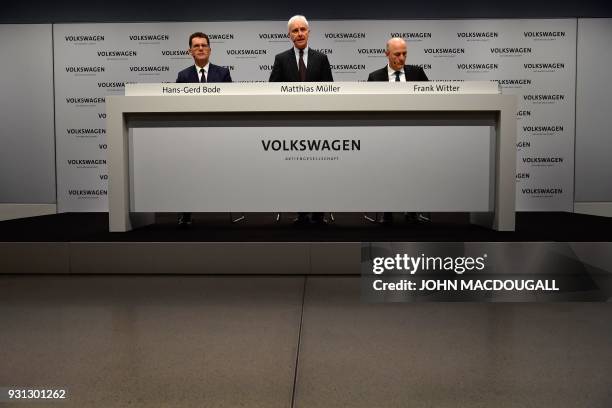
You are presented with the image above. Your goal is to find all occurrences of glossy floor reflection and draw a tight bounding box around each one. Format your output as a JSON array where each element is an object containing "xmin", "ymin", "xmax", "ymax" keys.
[
  {"xmin": 1, "ymin": 276, "xmax": 611, "ymax": 407},
  {"xmin": 297, "ymin": 277, "xmax": 612, "ymax": 408},
  {"xmin": 0, "ymin": 276, "xmax": 303, "ymax": 408}
]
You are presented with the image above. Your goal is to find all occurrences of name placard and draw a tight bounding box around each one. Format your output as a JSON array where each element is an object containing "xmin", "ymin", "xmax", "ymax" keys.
[{"xmin": 125, "ymin": 81, "xmax": 500, "ymax": 96}]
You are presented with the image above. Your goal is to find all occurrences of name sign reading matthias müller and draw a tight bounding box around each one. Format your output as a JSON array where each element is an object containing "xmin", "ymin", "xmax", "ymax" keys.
[{"xmin": 124, "ymin": 81, "xmax": 500, "ymax": 96}]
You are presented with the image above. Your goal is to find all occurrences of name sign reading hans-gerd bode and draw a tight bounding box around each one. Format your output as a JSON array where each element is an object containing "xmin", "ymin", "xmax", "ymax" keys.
[{"xmin": 124, "ymin": 81, "xmax": 500, "ymax": 97}]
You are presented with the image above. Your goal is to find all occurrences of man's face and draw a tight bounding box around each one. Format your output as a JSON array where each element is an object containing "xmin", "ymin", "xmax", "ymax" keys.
[
  {"xmin": 289, "ymin": 19, "xmax": 310, "ymax": 50},
  {"xmin": 386, "ymin": 39, "xmax": 407, "ymax": 71},
  {"xmin": 189, "ymin": 36, "xmax": 211, "ymax": 66}
]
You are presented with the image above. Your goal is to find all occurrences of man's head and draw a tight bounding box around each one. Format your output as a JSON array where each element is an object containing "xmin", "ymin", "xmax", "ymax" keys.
[
  {"xmin": 287, "ymin": 15, "xmax": 309, "ymax": 50},
  {"xmin": 385, "ymin": 37, "xmax": 408, "ymax": 71},
  {"xmin": 188, "ymin": 32, "xmax": 211, "ymax": 67}
]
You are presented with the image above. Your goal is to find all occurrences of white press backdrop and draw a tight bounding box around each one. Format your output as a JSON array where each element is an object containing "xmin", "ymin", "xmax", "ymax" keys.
[{"xmin": 53, "ymin": 19, "xmax": 577, "ymax": 212}]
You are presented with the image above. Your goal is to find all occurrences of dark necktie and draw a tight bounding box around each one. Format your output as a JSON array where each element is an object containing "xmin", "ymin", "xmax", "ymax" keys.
[
  {"xmin": 200, "ymin": 68, "xmax": 207, "ymax": 83},
  {"xmin": 298, "ymin": 49, "xmax": 306, "ymax": 82},
  {"xmin": 394, "ymin": 71, "xmax": 401, "ymax": 82}
]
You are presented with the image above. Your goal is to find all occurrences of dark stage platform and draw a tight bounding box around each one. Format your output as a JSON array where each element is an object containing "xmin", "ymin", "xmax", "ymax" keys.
[
  {"xmin": 1, "ymin": 211, "xmax": 611, "ymax": 242},
  {"xmin": 1, "ymin": 212, "xmax": 610, "ymax": 275}
]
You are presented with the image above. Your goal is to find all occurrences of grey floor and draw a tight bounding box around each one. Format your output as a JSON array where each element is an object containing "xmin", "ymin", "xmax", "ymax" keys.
[{"xmin": 1, "ymin": 276, "xmax": 611, "ymax": 407}]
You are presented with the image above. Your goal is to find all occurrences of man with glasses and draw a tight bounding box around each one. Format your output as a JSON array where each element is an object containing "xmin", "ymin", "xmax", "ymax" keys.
[
  {"xmin": 175, "ymin": 32, "xmax": 232, "ymax": 226},
  {"xmin": 177, "ymin": 32, "xmax": 232, "ymax": 84}
]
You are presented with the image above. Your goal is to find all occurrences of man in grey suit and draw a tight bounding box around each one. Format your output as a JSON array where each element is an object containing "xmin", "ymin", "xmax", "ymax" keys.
[
  {"xmin": 368, "ymin": 37, "xmax": 430, "ymax": 225},
  {"xmin": 269, "ymin": 15, "xmax": 333, "ymax": 225}
]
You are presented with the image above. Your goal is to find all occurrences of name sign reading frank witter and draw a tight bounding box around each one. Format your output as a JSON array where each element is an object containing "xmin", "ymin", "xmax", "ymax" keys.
[{"xmin": 124, "ymin": 81, "xmax": 500, "ymax": 96}]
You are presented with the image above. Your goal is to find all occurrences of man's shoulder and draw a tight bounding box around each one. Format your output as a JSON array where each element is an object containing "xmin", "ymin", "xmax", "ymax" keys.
[
  {"xmin": 368, "ymin": 66, "xmax": 388, "ymax": 80},
  {"xmin": 371, "ymin": 66, "xmax": 388, "ymax": 74},
  {"xmin": 178, "ymin": 65, "xmax": 194, "ymax": 75},
  {"xmin": 404, "ymin": 65, "xmax": 428, "ymax": 80},
  {"xmin": 209, "ymin": 63, "xmax": 229, "ymax": 73},
  {"xmin": 176, "ymin": 65, "xmax": 195, "ymax": 82},
  {"xmin": 308, "ymin": 48, "xmax": 327, "ymax": 58},
  {"xmin": 405, "ymin": 64, "xmax": 424, "ymax": 72},
  {"xmin": 274, "ymin": 48, "xmax": 295, "ymax": 59}
]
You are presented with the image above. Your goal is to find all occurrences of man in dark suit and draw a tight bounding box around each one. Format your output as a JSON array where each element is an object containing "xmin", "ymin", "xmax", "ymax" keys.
[
  {"xmin": 176, "ymin": 32, "xmax": 232, "ymax": 226},
  {"xmin": 177, "ymin": 32, "xmax": 232, "ymax": 84},
  {"xmin": 269, "ymin": 15, "xmax": 333, "ymax": 83},
  {"xmin": 367, "ymin": 37, "xmax": 430, "ymax": 225},
  {"xmin": 269, "ymin": 15, "xmax": 333, "ymax": 225},
  {"xmin": 367, "ymin": 38, "xmax": 428, "ymax": 82}
]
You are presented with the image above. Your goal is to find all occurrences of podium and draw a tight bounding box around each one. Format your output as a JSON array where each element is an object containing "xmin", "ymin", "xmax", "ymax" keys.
[{"xmin": 107, "ymin": 82, "xmax": 516, "ymax": 232}]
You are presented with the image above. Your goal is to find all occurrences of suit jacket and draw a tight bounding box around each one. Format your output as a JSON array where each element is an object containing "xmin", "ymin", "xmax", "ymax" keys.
[
  {"xmin": 269, "ymin": 48, "xmax": 333, "ymax": 82},
  {"xmin": 176, "ymin": 63, "xmax": 232, "ymax": 83},
  {"xmin": 367, "ymin": 65, "xmax": 428, "ymax": 82}
]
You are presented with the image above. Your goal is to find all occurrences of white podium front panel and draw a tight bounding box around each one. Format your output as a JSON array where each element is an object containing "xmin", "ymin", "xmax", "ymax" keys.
[
  {"xmin": 129, "ymin": 126, "xmax": 493, "ymax": 212},
  {"xmin": 108, "ymin": 91, "xmax": 516, "ymax": 231}
]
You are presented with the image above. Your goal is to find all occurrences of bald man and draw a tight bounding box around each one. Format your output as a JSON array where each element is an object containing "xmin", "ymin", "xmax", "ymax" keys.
[
  {"xmin": 368, "ymin": 37, "xmax": 428, "ymax": 82},
  {"xmin": 368, "ymin": 37, "xmax": 429, "ymax": 225}
]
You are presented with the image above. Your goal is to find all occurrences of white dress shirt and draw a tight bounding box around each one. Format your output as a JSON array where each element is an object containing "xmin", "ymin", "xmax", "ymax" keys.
[
  {"xmin": 293, "ymin": 46, "xmax": 309, "ymax": 68},
  {"xmin": 387, "ymin": 65, "xmax": 405, "ymax": 82},
  {"xmin": 195, "ymin": 62, "xmax": 210, "ymax": 81}
]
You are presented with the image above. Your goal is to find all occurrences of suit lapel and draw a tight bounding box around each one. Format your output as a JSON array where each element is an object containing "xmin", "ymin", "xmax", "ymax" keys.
[
  {"xmin": 379, "ymin": 67, "xmax": 389, "ymax": 81},
  {"xmin": 287, "ymin": 49, "xmax": 300, "ymax": 81},
  {"xmin": 207, "ymin": 65, "xmax": 216, "ymax": 82},
  {"xmin": 403, "ymin": 65, "xmax": 422, "ymax": 81},
  {"xmin": 190, "ymin": 66, "xmax": 200, "ymax": 83},
  {"xmin": 305, "ymin": 49, "xmax": 315, "ymax": 81}
]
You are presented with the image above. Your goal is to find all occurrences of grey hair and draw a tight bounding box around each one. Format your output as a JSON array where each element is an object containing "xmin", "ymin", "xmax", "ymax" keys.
[{"xmin": 287, "ymin": 15, "xmax": 309, "ymax": 31}]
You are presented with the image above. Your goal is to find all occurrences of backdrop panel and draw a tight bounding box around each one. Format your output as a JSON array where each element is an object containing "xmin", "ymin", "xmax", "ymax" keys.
[
  {"xmin": 575, "ymin": 18, "xmax": 612, "ymax": 202},
  {"xmin": 0, "ymin": 24, "xmax": 56, "ymax": 204},
  {"xmin": 53, "ymin": 19, "xmax": 576, "ymax": 212}
]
